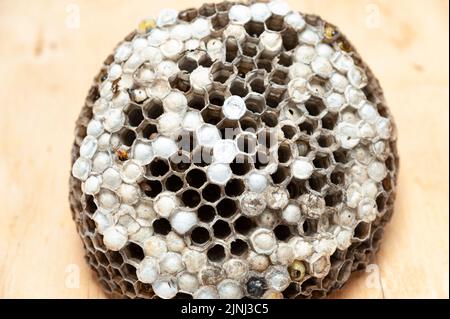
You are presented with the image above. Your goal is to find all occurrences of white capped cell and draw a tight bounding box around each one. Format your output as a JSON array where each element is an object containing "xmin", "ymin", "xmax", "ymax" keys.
[
  {"xmin": 291, "ymin": 158, "xmax": 314, "ymax": 179},
  {"xmin": 170, "ymin": 211, "xmax": 198, "ymax": 235},
  {"xmin": 132, "ymin": 141, "xmax": 154, "ymax": 165},
  {"xmin": 207, "ymin": 163, "xmax": 232, "ymax": 185},
  {"xmin": 223, "ymin": 95, "xmax": 246, "ymax": 120},
  {"xmin": 251, "ymin": 2, "xmax": 272, "ymax": 22},
  {"xmin": 157, "ymin": 8, "xmax": 178, "ymax": 27},
  {"xmin": 154, "ymin": 192, "xmax": 178, "ymax": 218},
  {"xmin": 284, "ymin": 12, "xmax": 305, "ymax": 31},
  {"xmin": 213, "ymin": 139, "xmax": 238, "ymax": 164},
  {"xmin": 182, "ymin": 111, "xmax": 204, "ymax": 132},
  {"xmin": 196, "ymin": 124, "xmax": 221, "ymax": 147},
  {"xmin": 137, "ymin": 256, "xmax": 160, "ymax": 284},
  {"xmin": 190, "ymin": 66, "xmax": 212, "ymax": 91},
  {"xmin": 152, "ymin": 136, "xmax": 178, "ymax": 158},
  {"xmin": 152, "ymin": 277, "xmax": 178, "ymax": 299},
  {"xmin": 103, "ymin": 225, "xmax": 128, "ymax": 251},
  {"xmin": 229, "ymin": 5, "xmax": 252, "ymax": 24},
  {"xmin": 72, "ymin": 157, "xmax": 91, "ymax": 181},
  {"xmin": 102, "ymin": 167, "xmax": 122, "ymax": 190},
  {"xmin": 250, "ymin": 229, "xmax": 277, "ymax": 255}
]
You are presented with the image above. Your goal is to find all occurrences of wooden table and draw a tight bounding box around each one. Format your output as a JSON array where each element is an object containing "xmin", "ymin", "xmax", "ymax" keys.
[{"xmin": 0, "ymin": 0, "xmax": 448, "ymax": 298}]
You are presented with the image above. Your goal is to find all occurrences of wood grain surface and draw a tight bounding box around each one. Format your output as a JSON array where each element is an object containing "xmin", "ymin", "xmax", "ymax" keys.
[{"xmin": 0, "ymin": 0, "xmax": 448, "ymax": 299}]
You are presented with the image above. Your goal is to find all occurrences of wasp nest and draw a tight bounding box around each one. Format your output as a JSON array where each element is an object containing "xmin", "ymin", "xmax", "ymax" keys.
[{"xmin": 70, "ymin": 0, "xmax": 399, "ymax": 299}]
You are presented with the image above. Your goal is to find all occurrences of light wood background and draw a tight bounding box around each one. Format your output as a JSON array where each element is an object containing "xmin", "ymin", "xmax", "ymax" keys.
[{"xmin": 0, "ymin": 0, "xmax": 448, "ymax": 299}]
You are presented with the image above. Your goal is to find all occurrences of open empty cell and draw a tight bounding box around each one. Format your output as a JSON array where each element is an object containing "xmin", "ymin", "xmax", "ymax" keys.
[
  {"xmin": 181, "ymin": 189, "xmax": 201, "ymax": 208},
  {"xmin": 217, "ymin": 198, "xmax": 238, "ymax": 218},
  {"xmin": 186, "ymin": 168, "xmax": 207, "ymax": 188},
  {"xmin": 213, "ymin": 220, "xmax": 232, "ymax": 239},
  {"xmin": 202, "ymin": 183, "xmax": 221, "ymax": 202}
]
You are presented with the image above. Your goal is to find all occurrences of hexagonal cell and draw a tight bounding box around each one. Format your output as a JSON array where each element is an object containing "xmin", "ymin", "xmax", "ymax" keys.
[
  {"xmin": 208, "ymin": 84, "xmax": 227, "ymax": 107},
  {"xmin": 207, "ymin": 244, "xmax": 226, "ymax": 262},
  {"xmin": 178, "ymin": 8, "xmax": 198, "ymax": 22},
  {"xmin": 321, "ymin": 112, "xmax": 338, "ymax": 130},
  {"xmin": 230, "ymin": 155, "xmax": 253, "ymax": 176},
  {"xmin": 236, "ymin": 57, "xmax": 256, "ymax": 78},
  {"xmin": 140, "ymin": 179, "xmax": 163, "ymax": 198},
  {"xmin": 202, "ymin": 106, "xmax": 223, "ymax": 125},
  {"xmin": 178, "ymin": 56, "xmax": 198, "ymax": 73},
  {"xmin": 239, "ymin": 117, "xmax": 259, "ymax": 132},
  {"xmin": 281, "ymin": 27, "xmax": 299, "ymax": 51},
  {"xmin": 165, "ymin": 174, "xmax": 184, "ymax": 192},
  {"xmin": 187, "ymin": 93, "xmax": 206, "ymax": 111},
  {"xmin": 106, "ymin": 250, "xmax": 124, "ymax": 267},
  {"xmin": 135, "ymin": 281, "xmax": 154, "ymax": 298},
  {"xmin": 271, "ymin": 165, "xmax": 290, "ymax": 185},
  {"xmin": 198, "ymin": 204, "xmax": 216, "ymax": 222},
  {"xmin": 198, "ymin": 53, "xmax": 214, "ymax": 68},
  {"xmin": 202, "ymin": 183, "xmax": 222, "ymax": 203},
  {"xmin": 254, "ymin": 149, "xmax": 270, "ymax": 170},
  {"xmin": 211, "ymin": 62, "xmax": 235, "ymax": 84},
  {"xmin": 126, "ymin": 105, "xmax": 144, "ymax": 127},
  {"xmin": 265, "ymin": 15, "xmax": 285, "ymax": 32},
  {"xmin": 274, "ymin": 224, "xmax": 293, "ymax": 241},
  {"xmin": 281, "ymin": 123, "xmax": 298, "ymax": 140},
  {"xmin": 225, "ymin": 37, "xmax": 239, "ymax": 63},
  {"xmin": 181, "ymin": 189, "xmax": 202, "ymax": 208},
  {"xmin": 261, "ymin": 111, "xmax": 278, "ymax": 128},
  {"xmin": 199, "ymin": 2, "xmax": 216, "ymax": 16},
  {"xmin": 277, "ymin": 52, "xmax": 293, "ymax": 67},
  {"xmin": 305, "ymin": 97, "xmax": 326, "ymax": 117},
  {"xmin": 230, "ymin": 239, "xmax": 249, "ymax": 256},
  {"xmin": 122, "ymin": 242, "xmax": 145, "ymax": 261},
  {"xmin": 330, "ymin": 169, "xmax": 345, "ymax": 186},
  {"xmin": 191, "ymin": 226, "xmax": 211, "ymax": 245},
  {"xmin": 119, "ymin": 128, "xmax": 137, "ymax": 147},
  {"xmin": 242, "ymin": 41, "xmax": 258, "ymax": 58},
  {"xmin": 236, "ymin": 133, "xmax": 257, "ymax": 155},
  {"xmin": 256, "ymin": 58, "xmax": 273, "ymax": 73},
  {"xmin": 218, "ymin": 119, "xmax": 240, "ymax": 140},
  {"xmin": 213, "ymin": 220, "xmax": 232, "ymax": 239},
  {"xmin": 316, "ymin": 132, "xmax": 336, "ymax": 149},
  {"xmin": 270, "ymin": 69, "xmax": 289, "ymax": 85},
  {"xmin": 287, "ymin": 179, "xmax": 307, "ymax": 199},
  {"xmin": 212, "ymin": 12, "xmax": 229, "ymax": 30},
  {"xmin": 225, "ymin": 178, "xmax": 245, "ymax": 197},
  {"xmin": 170, "ymin": 152, "xmax": 191, "ymax": 172},
  {"xmin": 332, "ymin": 148, "xmax": 348, "ymax": 164},
  {"xmin": 143, "ymin": 98, "xmax": 164, "ymax": 120},
  {"xmin": 82, "ymin": 215, "xmax": 96, "ymax": 236},
  {"xmin": 324, "ymin": 191, "xmax": 343, "ymax": 207},
  {"xmin": 307, "ymin": 76, "xmax": 331, "ymax": 97},
  {"xmin": 85, "ymin": 195, "xmax": 97, "ymax": 216},
  {"xmin": 265, "ymin": 85, "xmax": 286, "ymax": 108},
  {"xmin": 192, "ymin": 147, "xmax": 213, "ymax": 168},
  {"xmin": 308, "ymin": 173, "xmax": 328, "ymax": 193},
  {"xmin": 153, "ymin": 218, "xmax": 172, "ymax": 235},
  {"xmin": 230, "ymin": 78, "xmax": 249, "ymax": 97},
  {"xmin": 299, "ymin": 119, "xmax": 317, "ymax": 135},
  {"xmin": 244, "ymin": 21, "xmax": 265, "ymax": 38},
  {"xmin": 141, "ymin": 122, "xmax": 158, "ymax": 140},
  {"xmin": 169, "ymin": 73, "xmax": 191, "ymax": 92},
  {"xmin": 186, "ymin": 168, "xmax": 207, "ymax": 188},
  {"xmin": 234, "ymin": 216, "xmax": 256, "ymax": 235},
  {"xmin": 313, "ymin": 153, "xmax": 332, "ymax": 169},
  {"xmin": 94, "ymin": 251, "xmax": 109, "ymax": 267},
  {"xmin": 147, "ymin": 157, "xmax": 170, "ymax": 177},
  {"xmin": 258, "ymin": 129, "xmax": 276, "ymax": 150},
  {"xmin": 245, "ymin": 93, "xmax": 265, "ymax": 114},
  {"xmin": 353, "ymin": 221, "xmax": 372, "ymax": 242},
  {"xmin": 217, "ymin": 198, "xmax": 238, "ymax": 218}
]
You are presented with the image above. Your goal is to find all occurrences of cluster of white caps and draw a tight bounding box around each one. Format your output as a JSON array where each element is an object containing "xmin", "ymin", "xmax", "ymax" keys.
[{"xmin": 72, "ymin": 0, "xmax": 393, "ymax": 299}]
